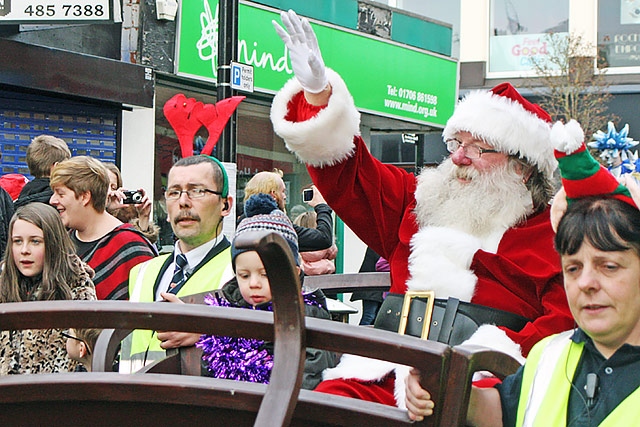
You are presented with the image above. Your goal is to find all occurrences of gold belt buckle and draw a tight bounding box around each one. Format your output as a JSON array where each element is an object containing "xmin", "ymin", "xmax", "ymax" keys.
[{"xmin": 398, "ymin": 290, "xmax": 435, "ymax": 340}]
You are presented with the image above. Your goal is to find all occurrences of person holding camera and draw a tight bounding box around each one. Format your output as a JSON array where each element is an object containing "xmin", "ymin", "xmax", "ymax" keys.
[
  {"xmin": 242, "ymin": 171, "xmax": 334, "ymax": 253},
  {"xmin": 104, "ymin": 162, "xmax": 160, "ymax": 245},
  {"xmin": 293, "ymin": 200, "xmax": 338, "ymax": 276},
  {"xmin": 49, "ymin": 156, "xmax": 157, "ymax": 300}
]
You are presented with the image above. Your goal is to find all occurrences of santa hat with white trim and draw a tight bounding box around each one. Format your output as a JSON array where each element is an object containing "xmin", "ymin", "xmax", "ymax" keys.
[
  {"xmin": 551, "ymin": 119, "xmax": 637, "ymax": 208},
  {"xmin": 443, "ymin": 83, "xmax": 556, "ymax": 179}
]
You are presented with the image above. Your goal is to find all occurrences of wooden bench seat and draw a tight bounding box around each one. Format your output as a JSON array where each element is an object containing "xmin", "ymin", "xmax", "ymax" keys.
[{"xmin": 0, "ymin": 231, "xmax": 520, "ymax": 426}]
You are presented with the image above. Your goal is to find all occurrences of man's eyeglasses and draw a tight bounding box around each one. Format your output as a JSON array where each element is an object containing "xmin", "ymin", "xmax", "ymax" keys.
[
  {"xmin": 61, "ymin": 330, "xmax": 91, "ymax": 355},
  {"xmin": 445, "ymin": 139, "xmax": 499, "ymax": 159},
  {"xmin": 164, "ymin": 188, "xmax": 222, "ymax": 201}
]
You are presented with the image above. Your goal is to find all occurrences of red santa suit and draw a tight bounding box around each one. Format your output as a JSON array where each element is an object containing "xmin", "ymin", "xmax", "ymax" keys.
[{"xmin": 271, "ymin": 69, "xmax": 574, "ymax": 407}]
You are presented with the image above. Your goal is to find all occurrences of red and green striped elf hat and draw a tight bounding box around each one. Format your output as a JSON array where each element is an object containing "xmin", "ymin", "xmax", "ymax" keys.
[{"xmin": 551, "ymin": 119, "xmax": 637, "ymax": 208}]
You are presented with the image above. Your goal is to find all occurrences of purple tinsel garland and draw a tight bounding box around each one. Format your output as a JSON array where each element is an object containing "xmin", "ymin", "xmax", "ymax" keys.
[{"xmin": 196, "ymin": 291, "xmax": 323, "ymax": 383}]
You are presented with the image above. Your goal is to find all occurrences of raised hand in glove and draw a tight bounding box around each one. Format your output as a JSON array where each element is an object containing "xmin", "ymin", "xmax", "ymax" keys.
[{"xmin": 273, "ymin": 9, "xmax": 328, "ymax": 94}]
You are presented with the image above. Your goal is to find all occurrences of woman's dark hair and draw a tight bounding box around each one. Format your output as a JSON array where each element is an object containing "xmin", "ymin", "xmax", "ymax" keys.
[{"xmin": 555, "ymin": 197, "xmax": 640, "ymax": 257}]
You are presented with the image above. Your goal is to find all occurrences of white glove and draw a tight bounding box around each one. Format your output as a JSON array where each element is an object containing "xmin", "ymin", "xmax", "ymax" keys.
[{"xmin": 272, "ymin": 9, "xmax": 328, "ymax": 94}]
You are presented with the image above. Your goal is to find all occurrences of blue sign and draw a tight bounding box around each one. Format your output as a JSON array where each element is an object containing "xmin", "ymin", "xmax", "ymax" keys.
[
  {"xmin": 230, "ymin": 61, "xmax": 254, "ymax": 92},
  {"xmin": 232, "ymin": 63, "xmax": 241, "ymax": 86}
]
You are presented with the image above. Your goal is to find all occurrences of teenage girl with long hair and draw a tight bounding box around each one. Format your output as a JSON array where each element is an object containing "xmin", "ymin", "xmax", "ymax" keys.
[{"xmin": 0, "ymin": 202, "xmax": 96, "ymax": 374}]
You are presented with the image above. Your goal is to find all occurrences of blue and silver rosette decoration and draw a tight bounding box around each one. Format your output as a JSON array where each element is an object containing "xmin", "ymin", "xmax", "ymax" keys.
[{"xmin": 589, "ymin": 121, "xmax": 640, "ymax": 177}]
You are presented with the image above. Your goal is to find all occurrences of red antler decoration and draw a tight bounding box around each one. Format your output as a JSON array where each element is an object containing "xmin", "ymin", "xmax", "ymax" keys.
[{"xmin": 163, "ymin": 94, "xmax": 245, "ymax": 158}]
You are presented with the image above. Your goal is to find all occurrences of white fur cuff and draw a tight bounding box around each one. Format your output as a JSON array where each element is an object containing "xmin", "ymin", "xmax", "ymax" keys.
[
  {"xmin": 322, "ymin": 353, "xmax": 398, "ymax": 382},
  {"xmin": 460, "ymin": 324, "xmax": 525, "ymax": 364},
  {"xmin": 394, "ymin": 364, "xmax": 411, "ymax": 410},
  {"xmin": 270, "ymin": 68, "xmax": 360, "ymax": 167}
]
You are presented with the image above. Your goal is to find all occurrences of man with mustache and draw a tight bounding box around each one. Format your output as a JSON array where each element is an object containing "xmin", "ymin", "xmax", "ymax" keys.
[
  {"xmin": 270, "ymin": 10, "xmax": 574, "ymax": 408},
  {"xmin": 124, "ymin": 155, "xmax": 235, "ymax": 371}
]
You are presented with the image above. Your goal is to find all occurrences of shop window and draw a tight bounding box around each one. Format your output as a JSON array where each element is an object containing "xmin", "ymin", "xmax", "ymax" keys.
[
  {"xmin": 154, "ymin": 84, "xmax": 310, "ymax": 228},
  {"xmin": 489, "ymin": 0, "xmax": 569, "ymax": 74},
  {"xmin": 598, "ymin": 0, "xmax": 640, "ymax": 69}
]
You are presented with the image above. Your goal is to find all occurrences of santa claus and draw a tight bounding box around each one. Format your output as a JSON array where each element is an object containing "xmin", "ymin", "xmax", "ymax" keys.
[{"xmin": 270, "ymin": 10, "xmax": 574, "ymax": 408}]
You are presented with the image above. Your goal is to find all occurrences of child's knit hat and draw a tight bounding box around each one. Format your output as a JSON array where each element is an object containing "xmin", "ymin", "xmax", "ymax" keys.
[
  {"xmin": 232, "ymin": 193, "xmax": 300, "ymax": 266},
  {"xmin": 552, "ymin": 119, "xmax": 637, "ymax": 208}
]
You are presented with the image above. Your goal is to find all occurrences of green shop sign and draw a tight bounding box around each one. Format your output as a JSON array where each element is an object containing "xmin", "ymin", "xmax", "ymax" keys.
[{"xmin": 176, "ymin": 0, "xmax": 457, "ymax": 127}]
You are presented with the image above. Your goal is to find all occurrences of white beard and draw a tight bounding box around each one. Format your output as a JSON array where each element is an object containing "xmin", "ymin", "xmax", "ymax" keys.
[
  {"xmin": 413, "ymin": 158, "xmax": 533, "ymax": 243},
  {"xmin": 406, "ymin": 159, "xmax": 535, "ymax": 300}
]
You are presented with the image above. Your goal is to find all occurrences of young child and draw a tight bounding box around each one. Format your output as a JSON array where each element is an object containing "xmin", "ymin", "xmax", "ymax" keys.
[
  {"xmin": 197, "ymin": 193, "xmax": 336, "ymax": 390},
  {"xmin": 14, "ymin": 134, "xmax": 71, "ymax": 209},
  {"xmin": 0, "ymin": 202, "xmax": 97, "ymax": 375},
  {"xmin": 293, "ymin": 210, "xmax": 338, "ymax": 276},
  {"xmin": 63, "ymin": 328, "xmax": 102, "ymax": 372}
]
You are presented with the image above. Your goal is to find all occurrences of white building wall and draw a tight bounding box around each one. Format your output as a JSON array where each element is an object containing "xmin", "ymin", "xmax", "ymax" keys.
[
  {"xmin": 342, "ymin": 224, "xmax": 368, "ymax": 274},
  {"xmin": 120, "ymin": 106, "xmax": 156, "ymax": 209},
  {"xmin": 460, "ymin": 0, "xmax": 490, "ymax": 63},
  {"xmin": 570, "ymin": 0, "xmax": 598, "ymax": 51}
]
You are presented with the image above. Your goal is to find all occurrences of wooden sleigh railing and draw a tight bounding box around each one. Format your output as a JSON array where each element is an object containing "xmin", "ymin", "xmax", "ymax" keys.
[{"xmin": 0, "ymin": 231, "xmax": 520, "ymax": 426}]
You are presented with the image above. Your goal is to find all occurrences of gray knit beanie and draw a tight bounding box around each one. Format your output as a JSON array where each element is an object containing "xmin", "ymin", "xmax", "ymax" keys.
[{"xmin": 232, "ymin": 193, "xmax": 299, "ymax": 266}]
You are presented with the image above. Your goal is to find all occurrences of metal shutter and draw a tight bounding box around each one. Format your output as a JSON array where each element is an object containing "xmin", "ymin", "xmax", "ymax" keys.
[{"xmin": 0, "ymin": 100, "xmax": 118, "ymax": 178}]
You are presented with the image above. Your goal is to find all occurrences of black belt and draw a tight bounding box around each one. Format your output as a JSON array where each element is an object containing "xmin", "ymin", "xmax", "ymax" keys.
[{"xmin": 373, "ymin": 293, "xmax": 530, "ymax": 346}]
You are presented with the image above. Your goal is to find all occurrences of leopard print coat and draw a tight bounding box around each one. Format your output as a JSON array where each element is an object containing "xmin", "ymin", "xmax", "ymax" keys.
[{"xmin": 0, "ymin": 255, "xmax": 97, "ymax": 375}]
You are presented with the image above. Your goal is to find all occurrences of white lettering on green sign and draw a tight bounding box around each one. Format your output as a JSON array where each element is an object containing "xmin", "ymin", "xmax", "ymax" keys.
[
  {"xmin": 178, "ymin": 0, "xmax": 457, "ymax": 126},
  {"xmin": 239, "ymin": 41, "xmax": 292, "ymax": 75},
  {"xmin": 196, "ymin": 0, "xmax": 218, "ymax": 78},
  {"xmin": 194, "ymin": 0, "xmax": 292, "ymax": 78}
]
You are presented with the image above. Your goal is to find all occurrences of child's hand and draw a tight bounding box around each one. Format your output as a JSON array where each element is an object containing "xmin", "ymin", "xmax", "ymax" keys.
[
  {"xmin": 156, "ymin": 331, "xmax": 200, "ymax": 349},
  {"xmin": 405, "ymin": 368, "xmax": 435, "ymax": 421},
  {"xmin": 160, "ymin": 292, "xmax": 184, "ymax": 304}
]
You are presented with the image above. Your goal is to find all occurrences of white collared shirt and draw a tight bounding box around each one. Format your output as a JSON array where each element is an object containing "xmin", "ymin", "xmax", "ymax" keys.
[{"xmin": 154, "ymin": 234, "xmax": 224, "ymax": 301}]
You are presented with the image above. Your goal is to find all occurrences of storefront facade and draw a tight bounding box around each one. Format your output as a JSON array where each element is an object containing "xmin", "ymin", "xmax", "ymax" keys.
[
  {"xmin": 0, "ymin": 36, "xmax": 154, "ymax": 195},
  {"xmin": 0, "ymin": 0, "xmax": 459, "ymax": 271},
  {"xmin": 458, "ymin": 0, "xmax": 640, "ymax": 143},
  {"xmin": 151, "ymin": 0, "xmax": 459, "ymax": 265}
]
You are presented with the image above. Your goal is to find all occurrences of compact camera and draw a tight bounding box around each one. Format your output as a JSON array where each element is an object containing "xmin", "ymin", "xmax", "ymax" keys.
[
  {"xmin": 302, "ymin": 188, "xmax": 314, "ymax": 202},
  {"xmin": 122, "ymin": 190, "xmax": 144, "ymax": 204}
]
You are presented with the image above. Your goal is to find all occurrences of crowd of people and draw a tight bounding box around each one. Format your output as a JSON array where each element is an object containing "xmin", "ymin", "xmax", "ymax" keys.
[{"xmin": 0, "ymin": 7, "xmax": 638, "ymax": 425}]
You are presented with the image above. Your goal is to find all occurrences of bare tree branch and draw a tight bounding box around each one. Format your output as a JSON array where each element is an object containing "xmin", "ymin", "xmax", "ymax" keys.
[{"xmin": 526, "ymin": 33, "xmax": 618, "ymax": 140}]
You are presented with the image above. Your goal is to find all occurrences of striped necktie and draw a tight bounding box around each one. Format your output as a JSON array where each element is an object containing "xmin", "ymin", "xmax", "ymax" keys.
[{"xmin": 168, "ymin": 253, "xmax": 189, "ymax": 294}]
